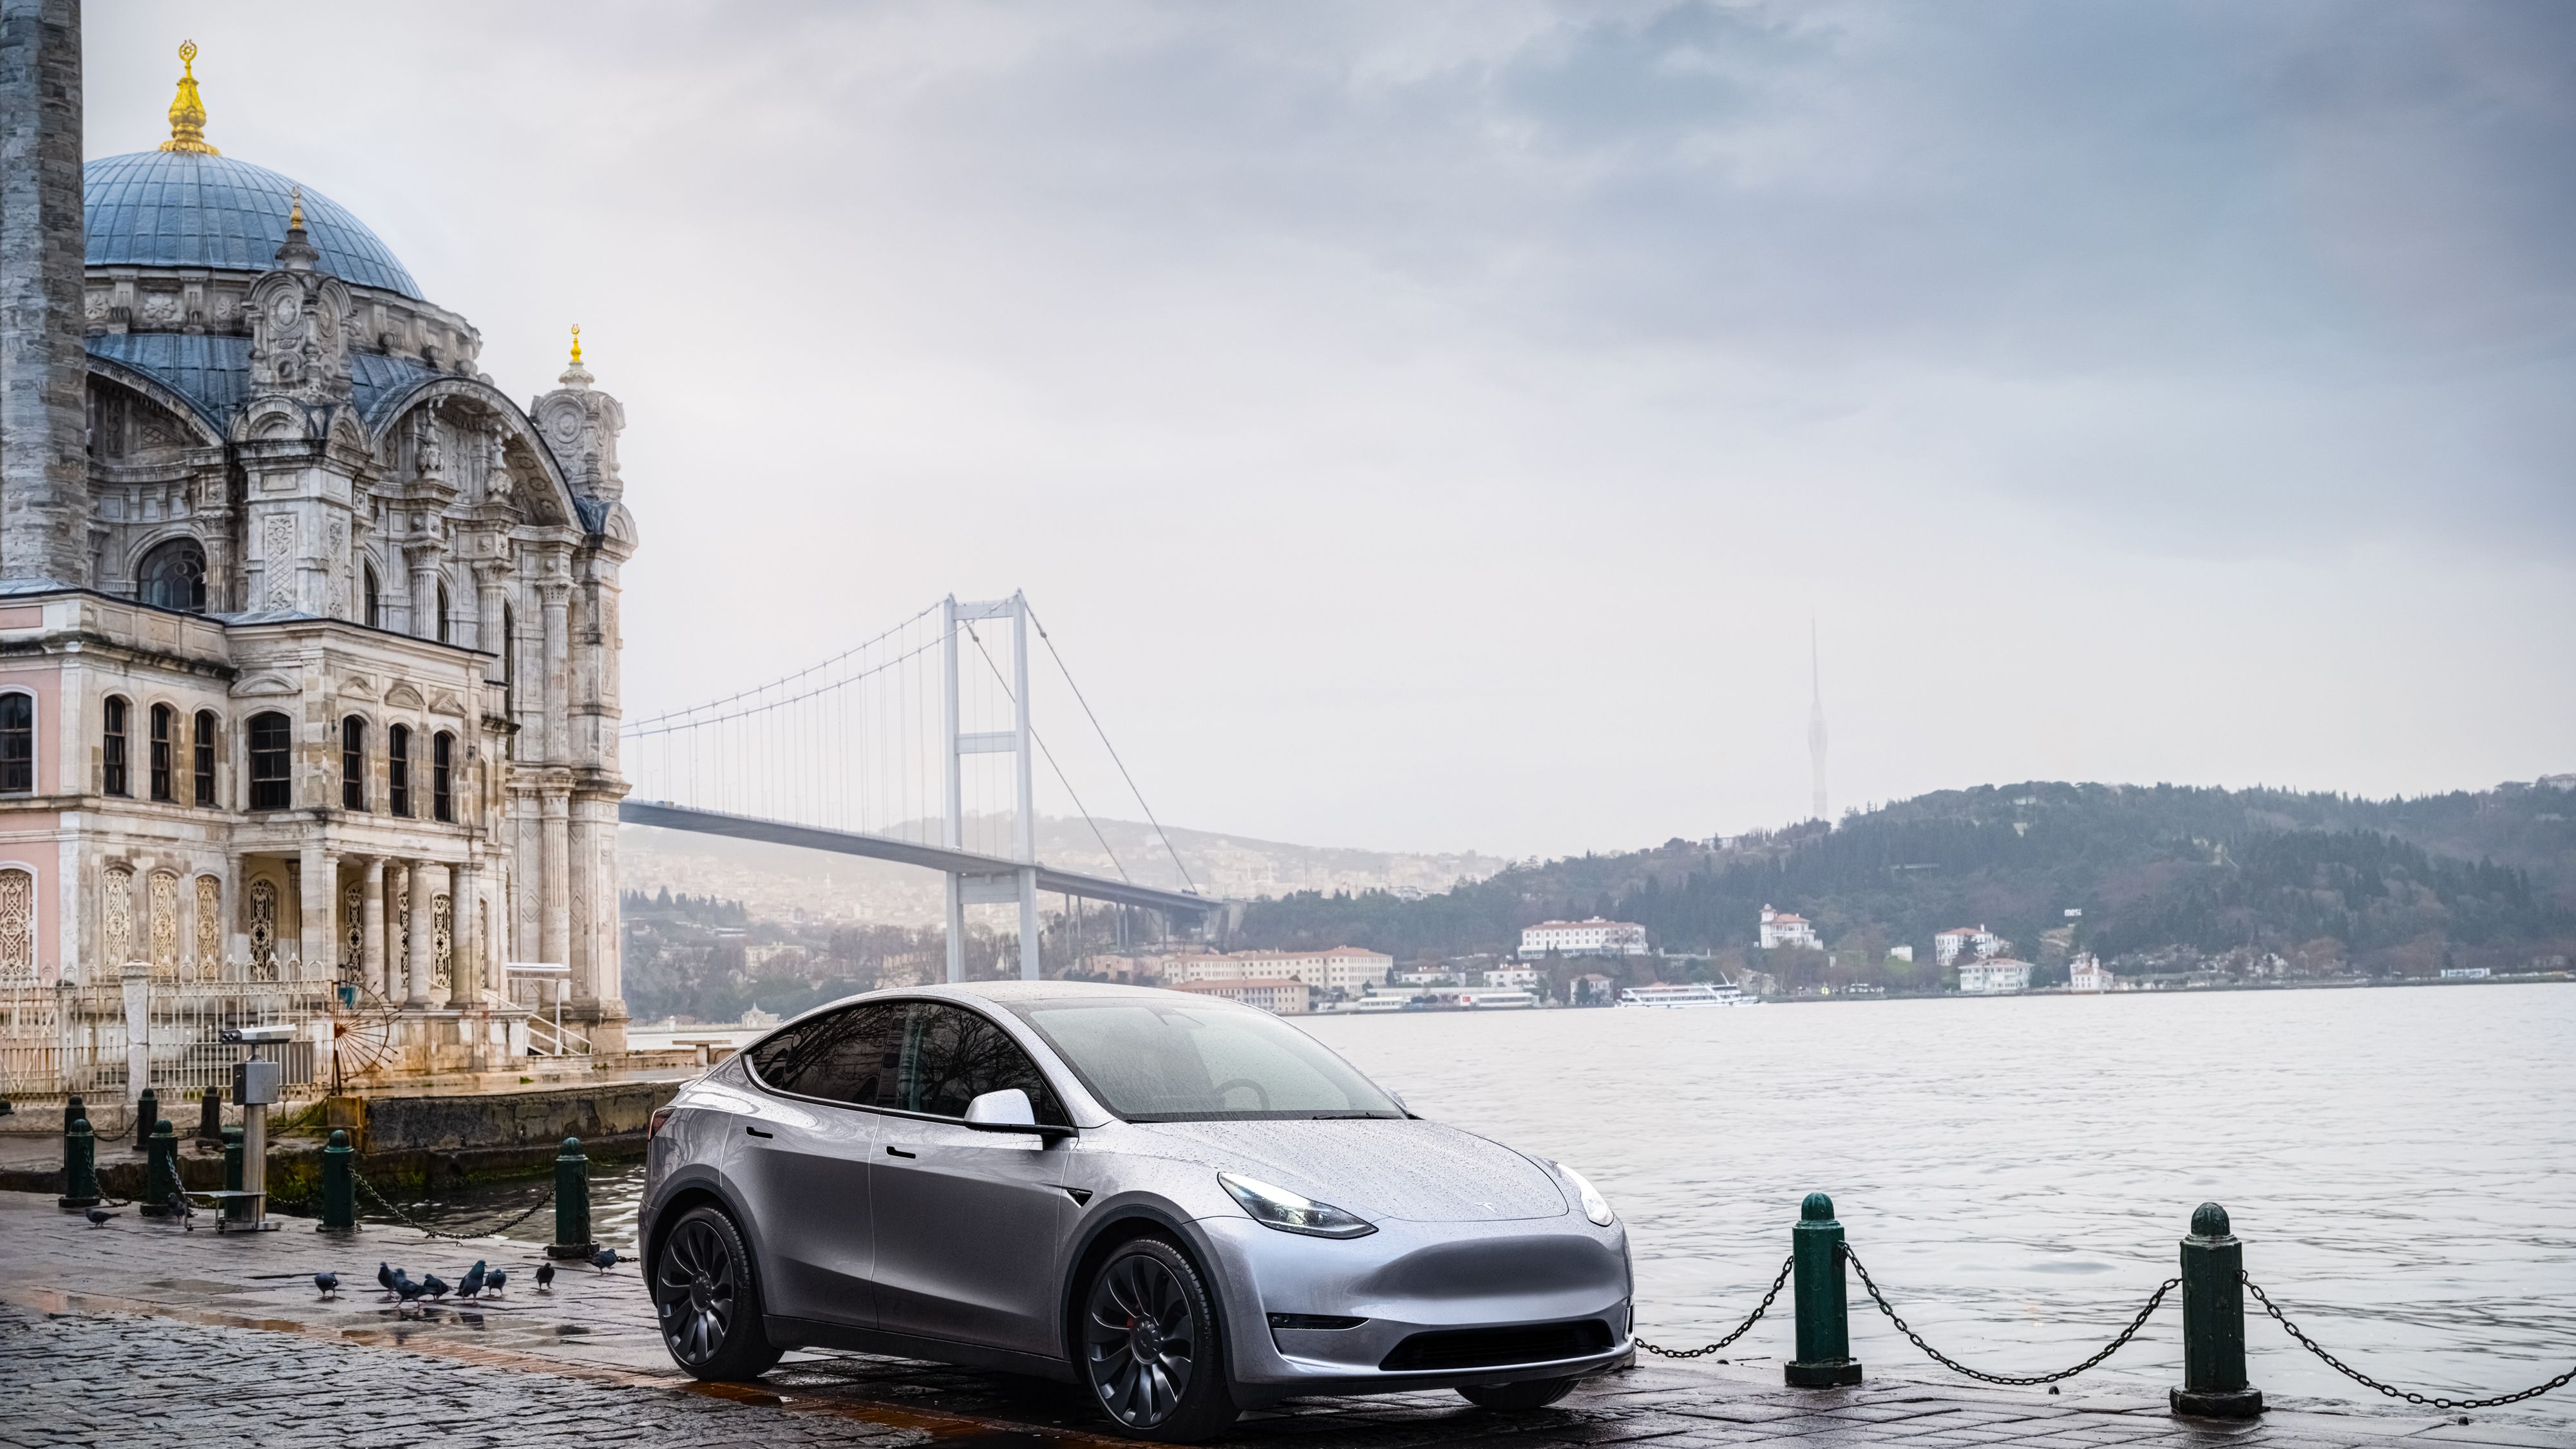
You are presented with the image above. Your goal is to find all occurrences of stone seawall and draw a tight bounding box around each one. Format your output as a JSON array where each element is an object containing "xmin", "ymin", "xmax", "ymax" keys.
[{"xmin": 330, "ymin": 1081, "xmax": 679, "ymax": 1155}]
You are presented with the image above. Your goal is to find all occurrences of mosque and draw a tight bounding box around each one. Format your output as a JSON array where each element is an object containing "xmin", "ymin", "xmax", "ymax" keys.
[{"xmin": 0, "ymin": 29, "xmax": 637, "ymax": 1074}]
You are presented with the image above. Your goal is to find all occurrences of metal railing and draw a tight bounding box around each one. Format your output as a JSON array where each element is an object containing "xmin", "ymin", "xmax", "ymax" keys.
[{"xmin": 0, "ymin": 961, "xmax": 334, "ymax": 1115}]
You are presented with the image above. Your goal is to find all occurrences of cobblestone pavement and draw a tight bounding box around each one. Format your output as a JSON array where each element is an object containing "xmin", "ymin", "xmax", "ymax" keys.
[{"xmin": 0, "ymin": 1191, "xmax": 2562, "ymax": 1449}]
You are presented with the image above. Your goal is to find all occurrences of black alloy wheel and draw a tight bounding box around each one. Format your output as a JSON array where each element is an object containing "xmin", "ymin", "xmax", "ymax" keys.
[
  {"xmin": 654, "ymin": 1204, "xmax": 782, "ymax": 1381},
  {"xmin": 1081, "ymin": 1237, "xmax": 1236, "ymax": 1442}
]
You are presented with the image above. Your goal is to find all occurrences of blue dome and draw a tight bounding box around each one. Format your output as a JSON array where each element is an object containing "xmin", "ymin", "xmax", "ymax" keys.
[{"xmin": 84, "ymin": 150, "xmax": 422, "ymax": 299}]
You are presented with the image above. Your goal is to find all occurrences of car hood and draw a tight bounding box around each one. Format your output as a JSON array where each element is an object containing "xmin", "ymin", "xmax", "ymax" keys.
[{"xmin": 1124, "ymin": 1118, "xmax": 1571, "ymax": 1224}]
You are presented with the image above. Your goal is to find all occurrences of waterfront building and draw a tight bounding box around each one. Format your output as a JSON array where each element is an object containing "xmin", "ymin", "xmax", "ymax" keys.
[
  {"xmin": 1958, "ymin": 958, "xmax": 2032, "ymax": 994},
  {"xmin": 0, "ymin": 41, "xmax": 635, "ymax": 1074},
  {"xmin": 1164, "ymin": 946, "xmax": 1392, "ymax": 992},
  {"xmin": 2069, "ymin": 953, "xmax": 2114, "ymax": 992},
  {"xmin": 1481, "ymin": 965, "xmax": 1540, "ymax": 990},
  {"xmin": 1173, "ymin": 977, "xmax": 1311, "ymax": 1015},
  {"xmin": 1757, "ymin": 905, "xmax": 1821, "ymax": 951},
  {"xmin": 1935, "ymin": 924, "xmax": 2003, "ymax": 967},
  {"xmin": 1517, "ymin": 917, "xmax": 1649, "ymax": 958}
]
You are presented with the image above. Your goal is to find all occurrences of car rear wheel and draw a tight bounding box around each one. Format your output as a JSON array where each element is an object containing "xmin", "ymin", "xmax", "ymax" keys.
[
  {"xmin": 1081, "ymin": 1237, "xmax": 1237, "ymax": 1442},
  {"xmin": 654, "ymin": 1204, "xmax": 782, "ymax": 1381},
  {"xmin": 1457, "ymin": 1375, "xmax": 1580, "ymax": 1411}
]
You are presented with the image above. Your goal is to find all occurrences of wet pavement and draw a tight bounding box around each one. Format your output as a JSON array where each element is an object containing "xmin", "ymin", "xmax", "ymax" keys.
[{"xmin": 0, "ymin": 1191, "xmax": 2561, "ymax": 1448}]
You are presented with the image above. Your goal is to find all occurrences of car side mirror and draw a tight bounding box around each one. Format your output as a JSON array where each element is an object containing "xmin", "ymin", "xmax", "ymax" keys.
[{"xmin": 963, "ymin": 1088, "xmax": 1041, "ymax": 1132}]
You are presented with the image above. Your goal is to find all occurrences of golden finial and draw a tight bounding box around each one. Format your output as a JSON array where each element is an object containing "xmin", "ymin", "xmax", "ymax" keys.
[
  {"xmin": 159, "ymin": 41, "xmax": 219, "ymax": 155},
  {"xmin": 288, "ymin": 186, "xmax": 305, "ymax": 230},
  {"xmin": 569, "ymin": 324, "xmax": 583, "ymax": 365}
]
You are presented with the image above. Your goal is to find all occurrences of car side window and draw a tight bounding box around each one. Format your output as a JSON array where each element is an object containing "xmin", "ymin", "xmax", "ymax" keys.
[
  {"xmin": 897, "ymin": 1003, "xmax": 1070, "ymax": 1126},
  {"xmin": 746, "ymin": 1003, "xmax": 904, "ymax": 1107}
]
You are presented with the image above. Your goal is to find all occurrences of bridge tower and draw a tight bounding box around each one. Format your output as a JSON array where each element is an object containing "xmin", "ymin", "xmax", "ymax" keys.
[{"xmin": 942, "ymin": 594, "xmax": 1041, "ymax": 981}]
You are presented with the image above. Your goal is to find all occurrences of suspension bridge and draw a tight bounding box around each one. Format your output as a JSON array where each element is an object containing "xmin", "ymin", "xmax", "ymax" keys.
[{"xmin": 616, "ymin": 594, "xmax": 1228, "ymax": 982}]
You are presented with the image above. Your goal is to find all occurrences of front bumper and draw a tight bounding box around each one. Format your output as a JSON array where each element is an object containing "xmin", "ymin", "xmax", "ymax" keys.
[{"xmin": 1191, "ymin": 1211, "xmax": 1634, "ymax": 1403}]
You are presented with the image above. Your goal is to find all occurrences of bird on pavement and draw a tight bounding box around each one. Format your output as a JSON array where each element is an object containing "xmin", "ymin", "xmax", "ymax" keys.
[
  {"xmin": 456, "ymin": 1260, "xmax": 488, "ymax": 1299},
  {"xmin": 420, "ymin": 1273, "xmax": 451, "ymax": 1301},
  {"xmin": 314, "ymin": 1271, "xmax": 339, "ymax": 1300},
  {"xmin": 534, "ymin": 1261, "xmax": 555, "ymax": 1291},
  {"xmin": 84, "ymin": 1206, "xmax": 118, "ymax": 1227},
  {"xmin": 166, "ymin": 1191, "xmax": 196, "ymax": 1230},
  {"xmin": 484, "ymin": 1268, "xmax": 507, "ymax": 1296},
  {"xmin": 376, "ymin": 1262, "xmax": 398, "ymax": 1300},
  {"xmin": 392, "ymin": 1274, "xmax": 426, "ymax": 1314},
  {"xmin": 589, "ymin": 1247, "xmax": 620, "ymax": 1275}
]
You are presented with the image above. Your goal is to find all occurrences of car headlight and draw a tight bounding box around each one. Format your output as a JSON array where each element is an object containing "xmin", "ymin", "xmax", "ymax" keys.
[
  {"xmin": 1556, "ymin": 1162, "xmax": 1615, "ymax": 1227},
  {"xmin": 1218, "ymin": 1172, "xmax": 1377, "ymax": 1239}
]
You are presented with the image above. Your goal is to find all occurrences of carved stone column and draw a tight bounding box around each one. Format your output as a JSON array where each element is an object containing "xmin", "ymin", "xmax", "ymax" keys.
[
  {"xmin": 408, "ymin": 542, "xmax": 446, "ymax": 641},
  {"xmin": 538, "ymin": 579, "xmax": 570, "ymax": 763},
  {"xmin": 359, "ymin": 857, "xmax": 386, "ymax": 997},
  {"xmin": 405, "ymin": 859, "xmax": 437, "ymax": 1007},
  {"xmin": 451, "ymin": 859, "xmax": 481, "ymax": 1000},
  {"xmin": 540, "ymin": 791, "xmax": 571, "ymax": 983},
  {"xmin": 298, "ymin": 842, "xmax": 335, "ymax": 980}
]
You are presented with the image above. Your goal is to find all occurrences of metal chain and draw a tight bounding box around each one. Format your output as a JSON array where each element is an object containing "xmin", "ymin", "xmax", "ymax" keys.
[
  {"xmin": 2240, "ymin": 1274, "xmax": 2576, "ymax": 1411},
  {"xmin": 1844, "ymin": 1243, "xmax": 2178, "ymax": 1387},
  {"xmin": 351, "ymin": 1169, "xmax": 554, "ymax": 1242},
  {"xmin": 1636, "ymin": 1255, "xmax": 1796, "ymax": 1358}
]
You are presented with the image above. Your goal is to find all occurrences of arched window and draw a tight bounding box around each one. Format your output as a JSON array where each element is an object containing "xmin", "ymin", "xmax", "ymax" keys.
[
  {"xmin": 341, "ymin": 716, "xmax": 368, "ymax": 811},
  {"xmin": 0, "ymin": 692, "xmax": 32, "ymax": 795},
  {"xmin": 363, "ymin": 565, "xmax": 382, "ymax": 629},
  {"xmin": 435, "ymin": 583, "xmax": 451, "ymax": 644},
  {"xmin": 191, "ymin": 710, "xmax": 217, "ymax": 806},
  {"xmin": 388, "ymin": 724, "xmax": 412, "ymax": 818},
  {"xmin": 432, "ymin": 731, "xmax": 455, "ymax": 822},
  {"xmin": 102, "ymin": 696, "xmax": 130, "ymax": 797},
  {"xmin": 136, "ymin": 537, "xmax": 207, "ymax": 613},
  {"xmin": 148, "ymin": 703, "xmax": 175, "ymax": 802},
  {"xmin": 247, "ymin": 711, "xmax": 291, "ymax": 811}
]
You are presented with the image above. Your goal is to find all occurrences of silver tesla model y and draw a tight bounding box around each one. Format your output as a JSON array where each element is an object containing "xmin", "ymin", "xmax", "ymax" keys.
[{"xmin": 640, "ymin": 981, "xmax": 1634, "ymax": 1441}]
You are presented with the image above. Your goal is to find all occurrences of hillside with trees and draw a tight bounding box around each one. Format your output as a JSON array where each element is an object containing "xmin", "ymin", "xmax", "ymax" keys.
[{"xmin": 1235, "ymin": 781, "xmax": 2576, "ymax": 990}]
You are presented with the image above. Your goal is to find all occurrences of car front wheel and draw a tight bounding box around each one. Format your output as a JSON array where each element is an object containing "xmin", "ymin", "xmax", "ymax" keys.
[
  {"xmin": 1081, "ymin": 1236, "xmax": 1237, "ymax": 1442},
  {"xmin": 1458, "ymin": 1375, "xmax": 1580, "ymax": 1410},
  {"xmin": 654, "ymin": 1204, "xmax": 782, "ymax": 1382}
]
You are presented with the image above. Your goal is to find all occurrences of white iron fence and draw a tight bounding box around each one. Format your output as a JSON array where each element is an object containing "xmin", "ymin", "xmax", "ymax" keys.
[{"xmin": 0, "ymin": 961, "xmax": 335, "ymax": 1132}]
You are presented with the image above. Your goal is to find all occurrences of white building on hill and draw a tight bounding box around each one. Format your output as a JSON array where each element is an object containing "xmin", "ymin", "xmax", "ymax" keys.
[
  {"xmin": 1758, "ymin": 905, "xmax": 1821, "ymax": 951},
  {"xmin": 1519, "ymin": 918, "xmax": 1649, "ymax": 958},
  {"xmin": 1935, "ymin": 924, "xmax": 2003, "ymax": 967},
  {"xmin": 2069, "ymin": 954, "xmax": 2114, "ymax": 992},
  {"xmin": 1165, "ymin": 946, "xmax": 1392, "ymax": 993},
  {"xmin": 1174, "ymin": 978, "xmax": 1311, "ymax": 1015}
]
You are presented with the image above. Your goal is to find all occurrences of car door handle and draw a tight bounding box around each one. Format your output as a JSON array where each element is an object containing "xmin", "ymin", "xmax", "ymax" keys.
[
  {"xmin": 744, "ymin": 1126, "xmax": 772, "ymax": 1139},
  {"xmin": 885, "ymin": 1145, "xmax": 916, "ymax": 1159}
]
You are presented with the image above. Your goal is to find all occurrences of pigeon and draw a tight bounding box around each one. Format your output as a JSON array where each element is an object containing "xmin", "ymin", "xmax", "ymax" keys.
[
  {"xmin": 534, "ymin": 1261, "xmax": 555, "ymax": 1291},
  {"xmin": 484, "ymin": 1268, "xmax": 507, "ymax": 1296},
  {"xmin": 166, "ymin": 1191, "xmax": 196, "ymax": 1230},
  {"xmin": 420, "ymin": 1273, "xmax": 451, "ymax": 1301},
  {"xmin": 589, "ymin": 1247, "xmax": 620, "ymax": 1275},
  {"xmin": 456, "ymin": 1260, "xmax": 488, "ymax": 1300},
  {"xmin": 314, "ymin": 1271, "xmax": 339, "ymax": 1300},
  {"xmin": 392, "ymin": 1274, "xmax": 426, "ymax": 1314},
  {"xmin": 377, "ymin": 1262, "xmax": 398, "ymax": 1300},
  {"xmin": 84, "ymin": 1206, "xmax": 118, "ymax": 1227}
]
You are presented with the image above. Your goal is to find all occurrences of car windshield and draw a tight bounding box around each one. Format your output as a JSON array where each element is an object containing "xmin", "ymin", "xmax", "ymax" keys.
[{"xmin": 1011, "ymin": 997, "xmax": 1403, "ymax": 1122}]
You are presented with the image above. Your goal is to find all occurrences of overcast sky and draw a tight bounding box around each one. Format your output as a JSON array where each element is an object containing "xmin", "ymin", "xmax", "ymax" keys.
[{"xmin": 83, "ymin": 3, "xmax": 2576, "ymax": 858}]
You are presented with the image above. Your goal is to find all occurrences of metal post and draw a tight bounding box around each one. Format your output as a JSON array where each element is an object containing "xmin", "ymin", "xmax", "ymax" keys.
[
  {"xmin": 57, "ymin": 1114, "xmax": 99, "ymax": 1210},
  {"xmin": 240, "ymin": 1099, "xmax": 268, "ymax": 1229},
  {"xmin": 196, "ymin": 1085, "xmax": 222, "ymax": 1142},
  {"xmin": 547, "ymin": 1135, "xmax": 594, "ymax": 1259},
  {"xmin": 141, "ymin": 1119, "xmax": 180, "ymax": 1214},
  {"xmin": 2171, "ymin": 1203, "xmax": 2264, "ymax": 1417},
  {"xmin": 221, "ymin": 1126, "xmax": 249, "ymax": 1224},
  {"xmin": 131, "ymin": 1084, "xmax": 158, "ymax": 1151},
  {"xmin": 1785, "ymin": 1191, "xmax": 1864, "ymax": 1386},
  {"xmin": 318, "ymin": 1128, "xmax": 356, "ymax": 1232},
  {"xmin": 1012, "ymin": 592, "xmax": 1039, "ymax": 981},
  {"xmin": 942, "ymin": 595, "xmax": 965, "ymax": 983}
]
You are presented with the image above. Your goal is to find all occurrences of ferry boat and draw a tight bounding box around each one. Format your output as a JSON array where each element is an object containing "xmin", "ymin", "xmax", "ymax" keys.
[{"xmin": 1616, "ymin": 981, "xmax": 1755, "ymax": 1008}]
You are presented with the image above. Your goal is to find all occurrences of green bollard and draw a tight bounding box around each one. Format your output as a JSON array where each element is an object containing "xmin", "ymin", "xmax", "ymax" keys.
[
  {"xmin": 222, "ymin": 1127, "xmax": 250, "ymax": 1224},
  {"xmin": 318, "ymin": 1128, "xmax": 357, "ymax": 1232},
  {"xmin": 547, "ymin": 1135, "xmax": 595, "ymax": 1260},
  {"xmin": 197, "ymin": 1086, "xmax": 223, "ymax": 1143},
  {"xmin": 2171, "ymin": 1203, "xmax": 2264, "ymax": 1417},
  {"xmin": 62, "ymin": 1094, "xmax": 84, "ymax": 1137},
  {"xmin": 132, "ymin": 1086, "xmax": 159, "ymax": 1152},
  {"xmin": 1785, "ymin": 1191, "xmax": 1864, "ymax": 1387},
  {"xmin": 140, "ymin": 1119, "xmax": 182, "ymax": 1214},
  {"xmin": 58, "ymin": 1115, "xmax": 100, "ymax": 1210}
]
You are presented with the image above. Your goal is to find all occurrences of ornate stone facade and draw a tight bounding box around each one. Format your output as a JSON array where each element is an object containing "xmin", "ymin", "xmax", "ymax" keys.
[{"xmin": 0, "ymin": 38, "xmax": 636, "ymax": 1068}]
